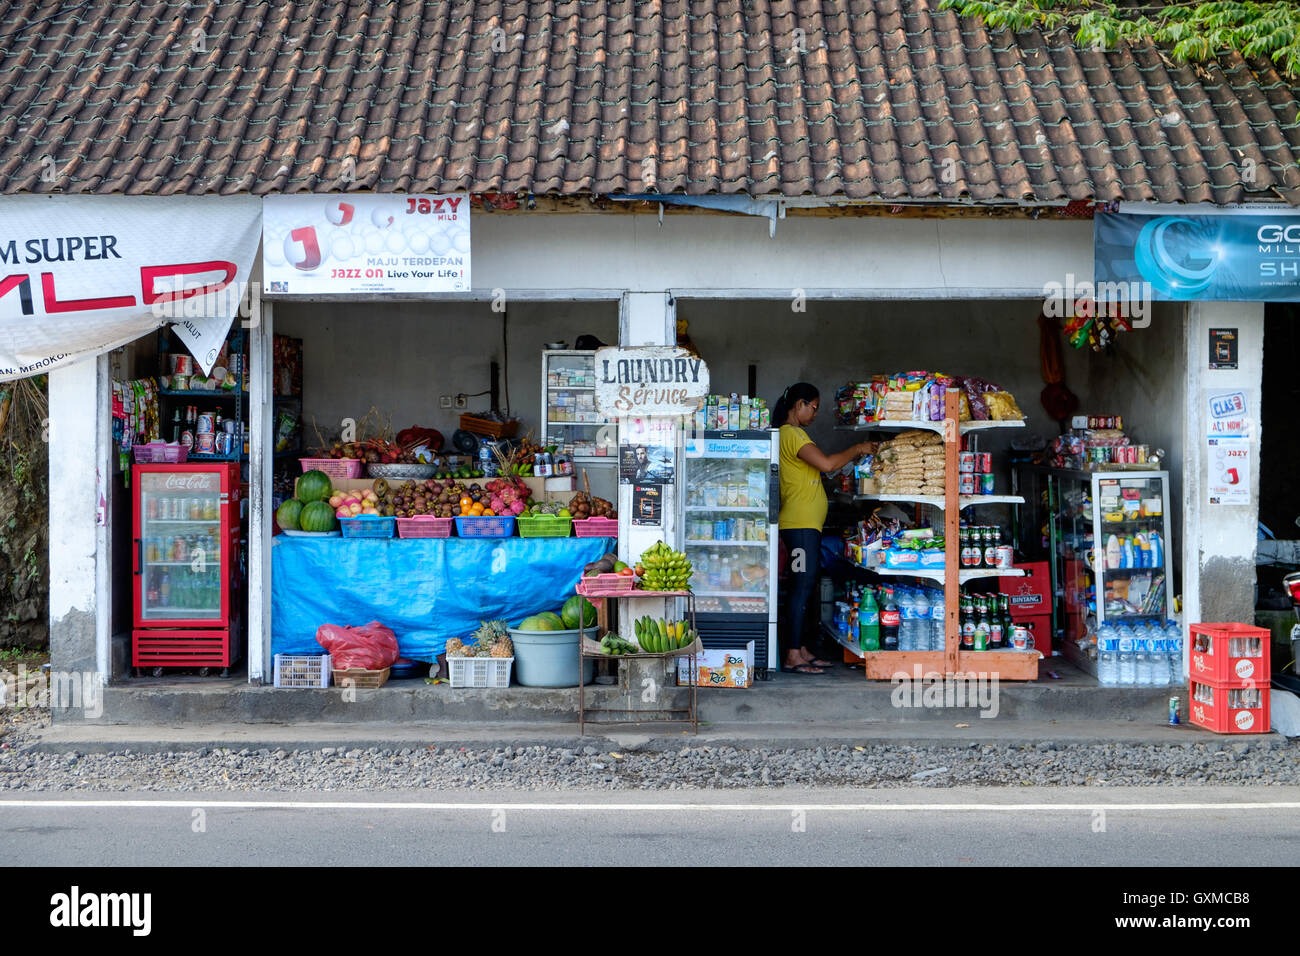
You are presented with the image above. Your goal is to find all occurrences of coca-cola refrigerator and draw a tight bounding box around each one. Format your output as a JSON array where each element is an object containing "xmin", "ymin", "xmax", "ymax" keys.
[{"xmin": 131, "ymin": 463, "xmax": 242, "ymax": 675}]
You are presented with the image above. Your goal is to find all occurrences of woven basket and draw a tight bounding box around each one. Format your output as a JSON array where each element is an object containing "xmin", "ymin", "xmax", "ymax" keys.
[
  {"xmin": 331, "ymin": 667, "xmax": 390, "ymax": 688},
  {"xmin": 459, "ymin": 414, "xmax": 519, "ymax": 439}
]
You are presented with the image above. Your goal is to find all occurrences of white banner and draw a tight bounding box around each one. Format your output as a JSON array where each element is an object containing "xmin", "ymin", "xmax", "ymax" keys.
[
  {"xmin": 262, "ymin": 194, "xmax": 470, "ymax": 294},
  {"xmin": 0, "ymin": 195, "xmax": 262, "ymax": 381}
]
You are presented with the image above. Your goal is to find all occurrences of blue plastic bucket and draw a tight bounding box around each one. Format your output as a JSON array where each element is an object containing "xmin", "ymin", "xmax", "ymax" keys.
[{"xmin": 508, "ymin": 627, "xmax": 594, "ymax": 687}]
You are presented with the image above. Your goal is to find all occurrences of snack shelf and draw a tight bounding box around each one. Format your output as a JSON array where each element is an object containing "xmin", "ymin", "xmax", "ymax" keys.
[
  {"xmin": 823, "ymin": 622, "xmax": 865, "ymax": 659},
  {"xmin": 835, "ymin": 419, "xmax": 1026, "ymax": 435},
  {"xmin": 836, "ymin": 492, "xmax": 1026, "ymax": 511}
]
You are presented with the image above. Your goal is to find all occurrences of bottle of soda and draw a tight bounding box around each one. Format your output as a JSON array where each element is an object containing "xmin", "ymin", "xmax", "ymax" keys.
[
  {"xmin": 859, "ymin": 587, "xmax": 880, "ymax": 651},
  {"xmin": 881, "ymin": 588, "xmax": 900, "ymax": 651}
]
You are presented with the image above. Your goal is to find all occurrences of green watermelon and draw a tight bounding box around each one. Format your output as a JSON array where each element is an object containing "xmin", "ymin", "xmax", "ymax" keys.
[
  {"xmin": 276, "ymin": 498, "xmax": 304, "ymax": 532},
  {"xmin": 298, "ymin": 500, "xmax": 338, "ymax": 532},
  {"xmin": 297, "ymin": 469, "xmax": 333, "ymax": 503},
  {"xmin": 538, "ymin": 611, "xmax": 565, "ymax": 630},
  {"xmin": 517, "ymin": 614, "xmax": 564, "ymax": 631},
  {"xmin": 561, "ymin": 595, "xmax": 596, "ymax": 629}
]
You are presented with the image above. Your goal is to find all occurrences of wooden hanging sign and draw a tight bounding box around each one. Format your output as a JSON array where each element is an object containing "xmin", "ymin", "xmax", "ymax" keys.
[{"xmin": 594, "ymin": 347, "xmax": 710, "ymax": 417}]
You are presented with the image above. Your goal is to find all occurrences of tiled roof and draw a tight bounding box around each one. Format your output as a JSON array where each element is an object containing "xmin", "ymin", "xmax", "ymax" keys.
[{"xmin": 1, "ymin": 0, "xmax": 1299, "ymax": 203}]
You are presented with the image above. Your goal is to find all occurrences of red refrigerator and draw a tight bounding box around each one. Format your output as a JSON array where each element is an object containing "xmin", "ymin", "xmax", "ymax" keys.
[{"xmin": 132, "ymin": 463, "xmax": 242, "ymax": 673}]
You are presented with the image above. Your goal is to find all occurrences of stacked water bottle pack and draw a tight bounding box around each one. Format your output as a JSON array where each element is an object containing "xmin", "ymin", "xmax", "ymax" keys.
[{"xmin": 1097, "ymin": 620, "xmax": 1183, "ymax": 688}]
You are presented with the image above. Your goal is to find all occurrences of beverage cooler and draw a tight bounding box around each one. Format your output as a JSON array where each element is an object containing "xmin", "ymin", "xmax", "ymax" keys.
[
  {"xmin": 131, "ymin": 463, "xmax": 243, "ymax": 674},
  {"xmin": 679, "ymin": 430, "xmax": 779, "ymax": 677}
]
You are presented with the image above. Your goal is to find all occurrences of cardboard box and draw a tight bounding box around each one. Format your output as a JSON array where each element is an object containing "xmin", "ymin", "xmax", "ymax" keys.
[
  {"xmin": 519, "ymin": 475, "xmax": 576, "ymax": 501},
  {"xmin": 677, "ymin": 642, "xmax": 754, "ymax": 688}
]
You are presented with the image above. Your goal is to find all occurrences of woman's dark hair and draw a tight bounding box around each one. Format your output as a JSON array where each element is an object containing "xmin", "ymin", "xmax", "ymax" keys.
[{"xmin": 772, "ymin": 382, "xmax": 819, "ymax": 427}]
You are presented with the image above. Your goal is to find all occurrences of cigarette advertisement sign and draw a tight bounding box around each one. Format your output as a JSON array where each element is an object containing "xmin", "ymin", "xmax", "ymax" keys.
[
  {"xmin": 0, "ymin": 195, "xmax": 262, "ymax": 381},
  {"xmin": 262, "ymin": 194, "xmax": 470, "ymax": 295}
]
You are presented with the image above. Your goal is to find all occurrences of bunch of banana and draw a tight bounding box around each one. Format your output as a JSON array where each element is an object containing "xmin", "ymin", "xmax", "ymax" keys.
[
  {"xmin": 637, "ymin": 541, "xmax": 693, "ymax": 591},
  {"xmin": 599, "ymin": 634, "xmax": 638, "ymax": 656},
  {"xmin": 633, "ymin": 616, "xmax": 698, "ymax": 653}
]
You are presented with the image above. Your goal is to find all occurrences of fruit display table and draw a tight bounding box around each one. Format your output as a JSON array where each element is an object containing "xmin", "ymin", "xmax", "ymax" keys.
[{"xmin": 270, "ymin": 535, "xmax": 614, "ymax": 663}]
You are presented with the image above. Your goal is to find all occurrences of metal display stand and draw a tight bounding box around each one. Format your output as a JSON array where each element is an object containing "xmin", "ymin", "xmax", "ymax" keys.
[{"xmin": 576, "ymin": 590, "xmax": 699, "ymax": 734}]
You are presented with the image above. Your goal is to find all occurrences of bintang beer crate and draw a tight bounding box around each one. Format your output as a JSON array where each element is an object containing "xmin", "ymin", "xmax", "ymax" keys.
[{"xmin": 1187, "ymin": 623, "xmax": 1271, "ymax": 735}]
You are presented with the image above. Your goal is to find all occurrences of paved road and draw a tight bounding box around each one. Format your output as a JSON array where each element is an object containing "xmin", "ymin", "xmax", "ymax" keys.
[{"xmin": 4, "ymin": 786, "xmax": 1299, "ymax": 866}]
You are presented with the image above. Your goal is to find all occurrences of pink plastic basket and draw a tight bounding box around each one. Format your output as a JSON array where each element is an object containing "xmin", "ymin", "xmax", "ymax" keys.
[
  {"xmin": 454, "ymin": 515, "xmax": 515, "ymax": 538},
  {"xmin": 576, "ymin": 574, "xmax": 635, "ymax": 596},
  {"xmin": 301, "ymin": 458, "xmax": 363, "ymax": 479},
  {"xmin": 396, "ymin": 516, "xmax": 456, "ymax": 538},
  {"xmin": 573, "ymin": 517, "xmax": 618, "ymax": 538},
  {"xmin": 133, "ymin": 442, "xmax": 189, "ymax": 464}
]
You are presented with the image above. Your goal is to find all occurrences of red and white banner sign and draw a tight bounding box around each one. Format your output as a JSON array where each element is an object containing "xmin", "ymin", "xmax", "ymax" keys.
[
  {"xmin": 0, "ymin": 195, "xmax": 262, "ymax": 381},
  {"xmin": 262, "ymin": 194, "xmax": 470, "ymax": 294}
]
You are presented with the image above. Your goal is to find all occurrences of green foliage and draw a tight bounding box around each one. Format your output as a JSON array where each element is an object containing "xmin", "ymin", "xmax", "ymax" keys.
[{"xmin": 939, "ymin": 0, "xmax": 1300, "ymax": 77}]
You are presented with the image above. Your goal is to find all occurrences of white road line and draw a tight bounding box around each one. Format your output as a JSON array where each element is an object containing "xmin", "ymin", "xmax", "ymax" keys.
[{"xmin": 0, "ymin": 800, "xmax": 1297, "ymax": 812}]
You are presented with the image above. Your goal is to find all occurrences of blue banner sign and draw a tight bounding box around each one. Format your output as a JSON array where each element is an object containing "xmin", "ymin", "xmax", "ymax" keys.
[{"xmin": 1095, "ymin": 207, "xmax": 1300, "ymax": 301}]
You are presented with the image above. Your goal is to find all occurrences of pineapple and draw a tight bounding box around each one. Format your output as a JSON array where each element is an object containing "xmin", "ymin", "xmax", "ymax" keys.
[
  {"xmin": 446, "ymin": 638, "xmax": 466, "ymax": 657},
  {"xmin": 470, "ymin": 619, "xmax": 509, "ymax": 654},
  {"xmin": 490, "ymin": 636, "xmax": 513, "ymax": 659}
]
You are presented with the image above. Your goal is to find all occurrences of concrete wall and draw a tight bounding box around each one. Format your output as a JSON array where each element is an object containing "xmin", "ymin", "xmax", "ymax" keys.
[{"xmin": 273, "ymin": 300, "xmax": 618, "ymax": 443}]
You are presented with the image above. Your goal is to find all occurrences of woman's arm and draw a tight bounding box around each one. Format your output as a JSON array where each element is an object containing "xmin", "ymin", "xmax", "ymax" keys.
[{"xmin": 797, "ymin": 440, "xmax": 876, "ymax": 474}]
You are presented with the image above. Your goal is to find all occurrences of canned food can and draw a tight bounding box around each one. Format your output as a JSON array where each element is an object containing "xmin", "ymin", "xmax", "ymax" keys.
[
  {"xmin": 958, "ymin": 474, "xmax": 976, "ymax": 495},
  {"xmin": 958, "ymin": 452, "xmax": 975, "ymax": 473},
  {"xmin": 1168, "ymin": 696, "xmax": 1180, "ymax": 725},
  {"xmin": 197, "ymin": 432, "xmax": 216, "ymax": 454},
  {"xmin": 180, "ymin": 429, "xmax": 195, "ymax": 450},
  {"xmin": 714, "ymin": 520, "xmax": 728, "ymax": 541},
  {"xmin": 171, "ymin": 374, "xmax": 190, "ymax": 391},
  {"xmin": 980, "ymin": 473, "xmax": 995, "ymax": 494},
  {"xmin": 1012, "ymin": 625, "xmax": 1028, "ymax": 650},
  {"xmin": 1088, "ymin": 416, "xmax": 1098, "ymax": 429},
  {"xmin": 996, "ymin": 544, "xmax": 1015, "ymax": 569},
  {"xmin": 197, "ymin": 413, "xmax": 215, "ymax": 434},
  {"xmin": 977, "ymin": 452, "xmax": 992, "ymax": 474}
]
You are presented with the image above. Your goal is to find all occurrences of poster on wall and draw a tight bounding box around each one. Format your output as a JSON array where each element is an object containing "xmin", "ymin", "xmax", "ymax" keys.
[
  {"xmin": 0, "ymin": 195, "xmax": 263, "ymax": 381},
  {"xmin": 1208, "ymin": 436, "xmax": 1251, "ymax": 505},
  {"xmin": 1207, "ymin": 389, "xmax": 1251, "ymax": 438},
  {"xmin": 262, "ymin": 194, "xmax": 470, "ymax": 295},
  {"xmin": 1208, "ymin": 328, "xmax": 1238, "ymax": 369},
  {"xmin": 619, "ymin": 443, "xmax": 675, "ymax": 485},
  {"xmin": 632, "ymin": 485, "xmax": 663, "ymax": 526}
]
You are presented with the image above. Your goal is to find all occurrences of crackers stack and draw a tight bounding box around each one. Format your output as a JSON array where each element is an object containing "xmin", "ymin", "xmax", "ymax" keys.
[{"xmin": 874, "ymin": 430, "xmax": 946, "ymax": 496}]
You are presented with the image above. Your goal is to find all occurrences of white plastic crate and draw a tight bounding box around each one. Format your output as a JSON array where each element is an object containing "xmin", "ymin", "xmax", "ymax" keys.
[
  {"xmin": 447, "ymin": 656, "xmax": 513, "ymax": 688},
  {"xmin": 274, "ymin": 654, "xmax": 331, "ymax": 687}
]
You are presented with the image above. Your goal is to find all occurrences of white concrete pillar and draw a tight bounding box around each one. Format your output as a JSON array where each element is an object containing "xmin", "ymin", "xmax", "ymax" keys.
[
  {"xmin": 47, "ymin": 355, "xmax": 112, "ymax": 707},
  {"xmin": 1181, "ymin": 302, "xmax": 1264, "ymax": 675},
  {"xmin": 247, "ymin": 297, "xmax": 273, "ymax": 683}
]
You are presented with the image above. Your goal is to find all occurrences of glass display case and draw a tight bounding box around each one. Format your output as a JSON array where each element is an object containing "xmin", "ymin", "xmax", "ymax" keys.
[
  {"xmin": 1014, "ymin": 466, "xmax": 1173, "ymax": 672},
  {"xmin": 541, "ymin": 350, "xmax": 613, "ymax": 460}
]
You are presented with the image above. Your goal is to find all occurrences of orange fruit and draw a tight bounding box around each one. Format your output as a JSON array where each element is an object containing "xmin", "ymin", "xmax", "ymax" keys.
[
  {"xmin": 482, "ymin": 508, "xmax": 495, "ymax": 517},
  {"xmin": 459, "ymin": 496, "xmax": 473, "ymax": 510}
]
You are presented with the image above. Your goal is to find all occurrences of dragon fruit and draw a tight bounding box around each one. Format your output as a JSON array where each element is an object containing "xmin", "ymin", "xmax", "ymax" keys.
[
  {"xmin": 490, "ymin": 496, "xmax": 505, "ymax": 512},
  {"xmin": 509, "ymin": 499, "xmax": 525, "ymax": 515}
]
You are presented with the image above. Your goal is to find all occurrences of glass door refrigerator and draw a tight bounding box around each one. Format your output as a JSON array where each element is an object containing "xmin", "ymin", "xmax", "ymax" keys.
[
  {"xmin": 680, "ymin": 430, "xmax": 779, "ymax": 677},
  {"xmin": 131, "ymin": 462, "xmax": 243, "ymax": 675}
]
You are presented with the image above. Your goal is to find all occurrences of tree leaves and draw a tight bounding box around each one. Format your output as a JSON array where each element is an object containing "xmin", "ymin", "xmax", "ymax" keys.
[{"xmin": 938, "ymin": 0, "xmax": 1300, "ymax": 77}]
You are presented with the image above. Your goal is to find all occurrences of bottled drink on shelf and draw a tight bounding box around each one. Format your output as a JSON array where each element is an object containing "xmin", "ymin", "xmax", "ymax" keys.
[
  {"xmin": 1097, "ymin": 625, "xmax": 1118, "ymax": 686},
  {"xmin": 881, "ymin": 589, "xmax": 900, "ymax": 652},
  {"xmin": 859, "ymin": 588, "xmax": 880, "ymax": 651},
  {"xmin": 929, "ymin": 590, "xmax": 945, "ymax": 651},
  {"xmin": 1117, "ymin": 626, "xmax": 1136, "ymax": 685}
]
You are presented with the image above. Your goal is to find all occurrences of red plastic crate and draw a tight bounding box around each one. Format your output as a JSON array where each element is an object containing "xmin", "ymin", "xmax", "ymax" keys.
[
  {"xmin": 1188, "ymin": 679, "xmax": 1270, "ymax": 734},
  {"xmin": 1016, "ymin": 613, "xmax": 1052, "ymax": 657},
  {"xmin": 998, "ymin": 561, "xmax": 1050, "ymax": 621},
  {"xmin": 1189, "ymin": 623, "xmax": 1270, "ymax": 685}
]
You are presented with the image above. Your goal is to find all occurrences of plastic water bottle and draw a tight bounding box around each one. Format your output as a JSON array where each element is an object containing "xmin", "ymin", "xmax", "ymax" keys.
[
  {"xmin": 1135, "ymin": 624, "xmax": 1153, "ymax": 685},
  {"xmin": 1149, "ymin": 628, "xmax": 1169, "ymax": 687},
  {"xmin": 911, "ymin": 590, "xmax": 928, "ymax": 652},
  {"xmin": 1165, "ymin": 621, "xmax": 1183, "ymax": 682},
  {"xmin": 899, "ymin": 590, "xmax": 916, "ymax": 652},
  {"xmin": 930, "ymin": 590, "xmax": 946, "ymax": 651},
  {"xmin": 1097, "ymin": 626, "xmax": 1118, "ymax": 686},
  {"xmin": 1117, "ymin": 625, "xmax": 1136, "ymax": 686}
]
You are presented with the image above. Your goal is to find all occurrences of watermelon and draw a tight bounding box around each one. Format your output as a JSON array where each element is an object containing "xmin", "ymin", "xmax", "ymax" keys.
[
  {"xmin": 561, "ymin": 595, "xmax": 596, "ymax": 629},
  {"xmin": 517, "ymin": 614, "xmax": 563, "ymax": 632},
  {"xmin": 276, "ymin": 498, "xmax": 304, "ymax": 532},
  {"xmin": 538, "ymin": 611, "xmax": 566, "ymax": 630},
  {"xmin": 298, "ymin": 500, "xmax": 338, "ymax": 532},
  {"xmin": 297, "ymin": 469, "xmax": 333, "ymax": 504}
]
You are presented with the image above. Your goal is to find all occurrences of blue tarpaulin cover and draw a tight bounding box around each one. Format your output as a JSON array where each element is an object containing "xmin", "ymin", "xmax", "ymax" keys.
[{"xmin": 271, "ymin": 535, "xmax": 614, "ymax": 661}]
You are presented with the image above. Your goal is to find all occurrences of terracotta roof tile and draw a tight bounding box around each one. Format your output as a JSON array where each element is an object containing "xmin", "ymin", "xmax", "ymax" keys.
[{"xmin": 1, "ymin": 0, "xmax": 1297, "ymax": 202}]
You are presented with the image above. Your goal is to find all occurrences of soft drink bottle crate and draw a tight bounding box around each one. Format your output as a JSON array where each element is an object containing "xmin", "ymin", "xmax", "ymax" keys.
[
  {"xmin": 1188, "ymin": 623, "xmax": 1270, "ymax": 685},
  {"xmin": 1187, "ymin": 679, "xmax": 1270, "ymax": 735}
]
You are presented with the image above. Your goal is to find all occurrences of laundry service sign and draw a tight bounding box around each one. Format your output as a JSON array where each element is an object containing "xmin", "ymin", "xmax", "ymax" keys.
[{"xmin": 594, "ymin": 347, "xmax": 709, "ymax": 417}]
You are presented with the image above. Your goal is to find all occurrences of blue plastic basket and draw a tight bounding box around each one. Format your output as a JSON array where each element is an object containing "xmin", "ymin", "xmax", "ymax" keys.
[
  {"xmin": 339, "ymin": 515, "xmax": 396, "ymax": 538},
  {"xmin": 454, "ymin": 515, "xmax": 516, "ymax": 538}
]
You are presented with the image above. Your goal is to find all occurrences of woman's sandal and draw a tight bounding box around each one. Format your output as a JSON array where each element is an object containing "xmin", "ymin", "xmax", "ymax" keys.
[{"xmin": 781, "ymin": 663, "xmax": 826, "ymax": 674}]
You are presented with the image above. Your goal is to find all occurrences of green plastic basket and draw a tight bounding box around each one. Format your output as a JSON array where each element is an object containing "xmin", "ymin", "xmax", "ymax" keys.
[{"xmin": 516, "ymin": 514, "xmax": 573, "ymax": 538}]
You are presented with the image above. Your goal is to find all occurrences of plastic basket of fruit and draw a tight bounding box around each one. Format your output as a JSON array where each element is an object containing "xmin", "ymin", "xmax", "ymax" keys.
[
  {"xmin": 516, "ymin": 514, "xmax": 573, "ymax": 538},
  {"xmin": 367, "ymin": 463, "xmax": 437, "ymax": 480},
  {"xmin": 273, "ymin": 654, "xmax": 331, "ymax": 688},
  {"xmin": 339, "ymin": 515, "xmax": 396, "ymax": 538},
  {"xmin": 301, "ymin": 457, "xmax": 363, "ymax": 479},
  {"xmin": 133, "ymin": 441, "xmax": 189, "ymax": 464},
  {"xmin": 454, "ymin": 515, "xmax": 516, "ymax": 538},
  {"xmin": 447, "ymin": 656, "xmax": 514, "ymax": 688},
  {"xmin": 576, "ymin": 573, "xmax": 635, "ymax": 596},
  {"xmin": 395, "ymin": 515, "xmax": 456, "ymax": 538},
  {"xmin": 331, "ymin": 667, "xmax": 390, "ymax": 689},
  {"xmin": 573, "ymin": 517, "xmax": 618, "ymax": 537}
]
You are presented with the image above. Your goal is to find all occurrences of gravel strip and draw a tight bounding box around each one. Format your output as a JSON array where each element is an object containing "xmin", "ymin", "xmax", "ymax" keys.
[{"xmin": 4, "ymin": 710, "xmax": 1298, "ymax": 792}]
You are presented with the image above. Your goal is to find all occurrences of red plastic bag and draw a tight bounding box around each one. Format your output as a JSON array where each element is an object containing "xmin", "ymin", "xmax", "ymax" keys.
[{"xmin": 315, "ymin": 621, "xmax": 400, "ymax": 670}]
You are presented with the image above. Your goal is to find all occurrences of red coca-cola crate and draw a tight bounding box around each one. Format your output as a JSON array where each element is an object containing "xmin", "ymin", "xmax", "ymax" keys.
[
  {"xmin": 1189, "ymin": 623, "xmax": 1270, "ymax": 685},
  {"xmin": 1187, "ymin": 679, "xmax": 1270, "ymax": 735},
  {"xmin": 999, "ymin": 561, "xmax": 1050, "ymax": 621}
]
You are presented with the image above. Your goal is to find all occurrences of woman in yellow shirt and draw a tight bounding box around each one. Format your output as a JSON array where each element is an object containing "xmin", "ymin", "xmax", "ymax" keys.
[{"xmin": 775, "ymin": 383, "xmax": 875, "ymax": 674}]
